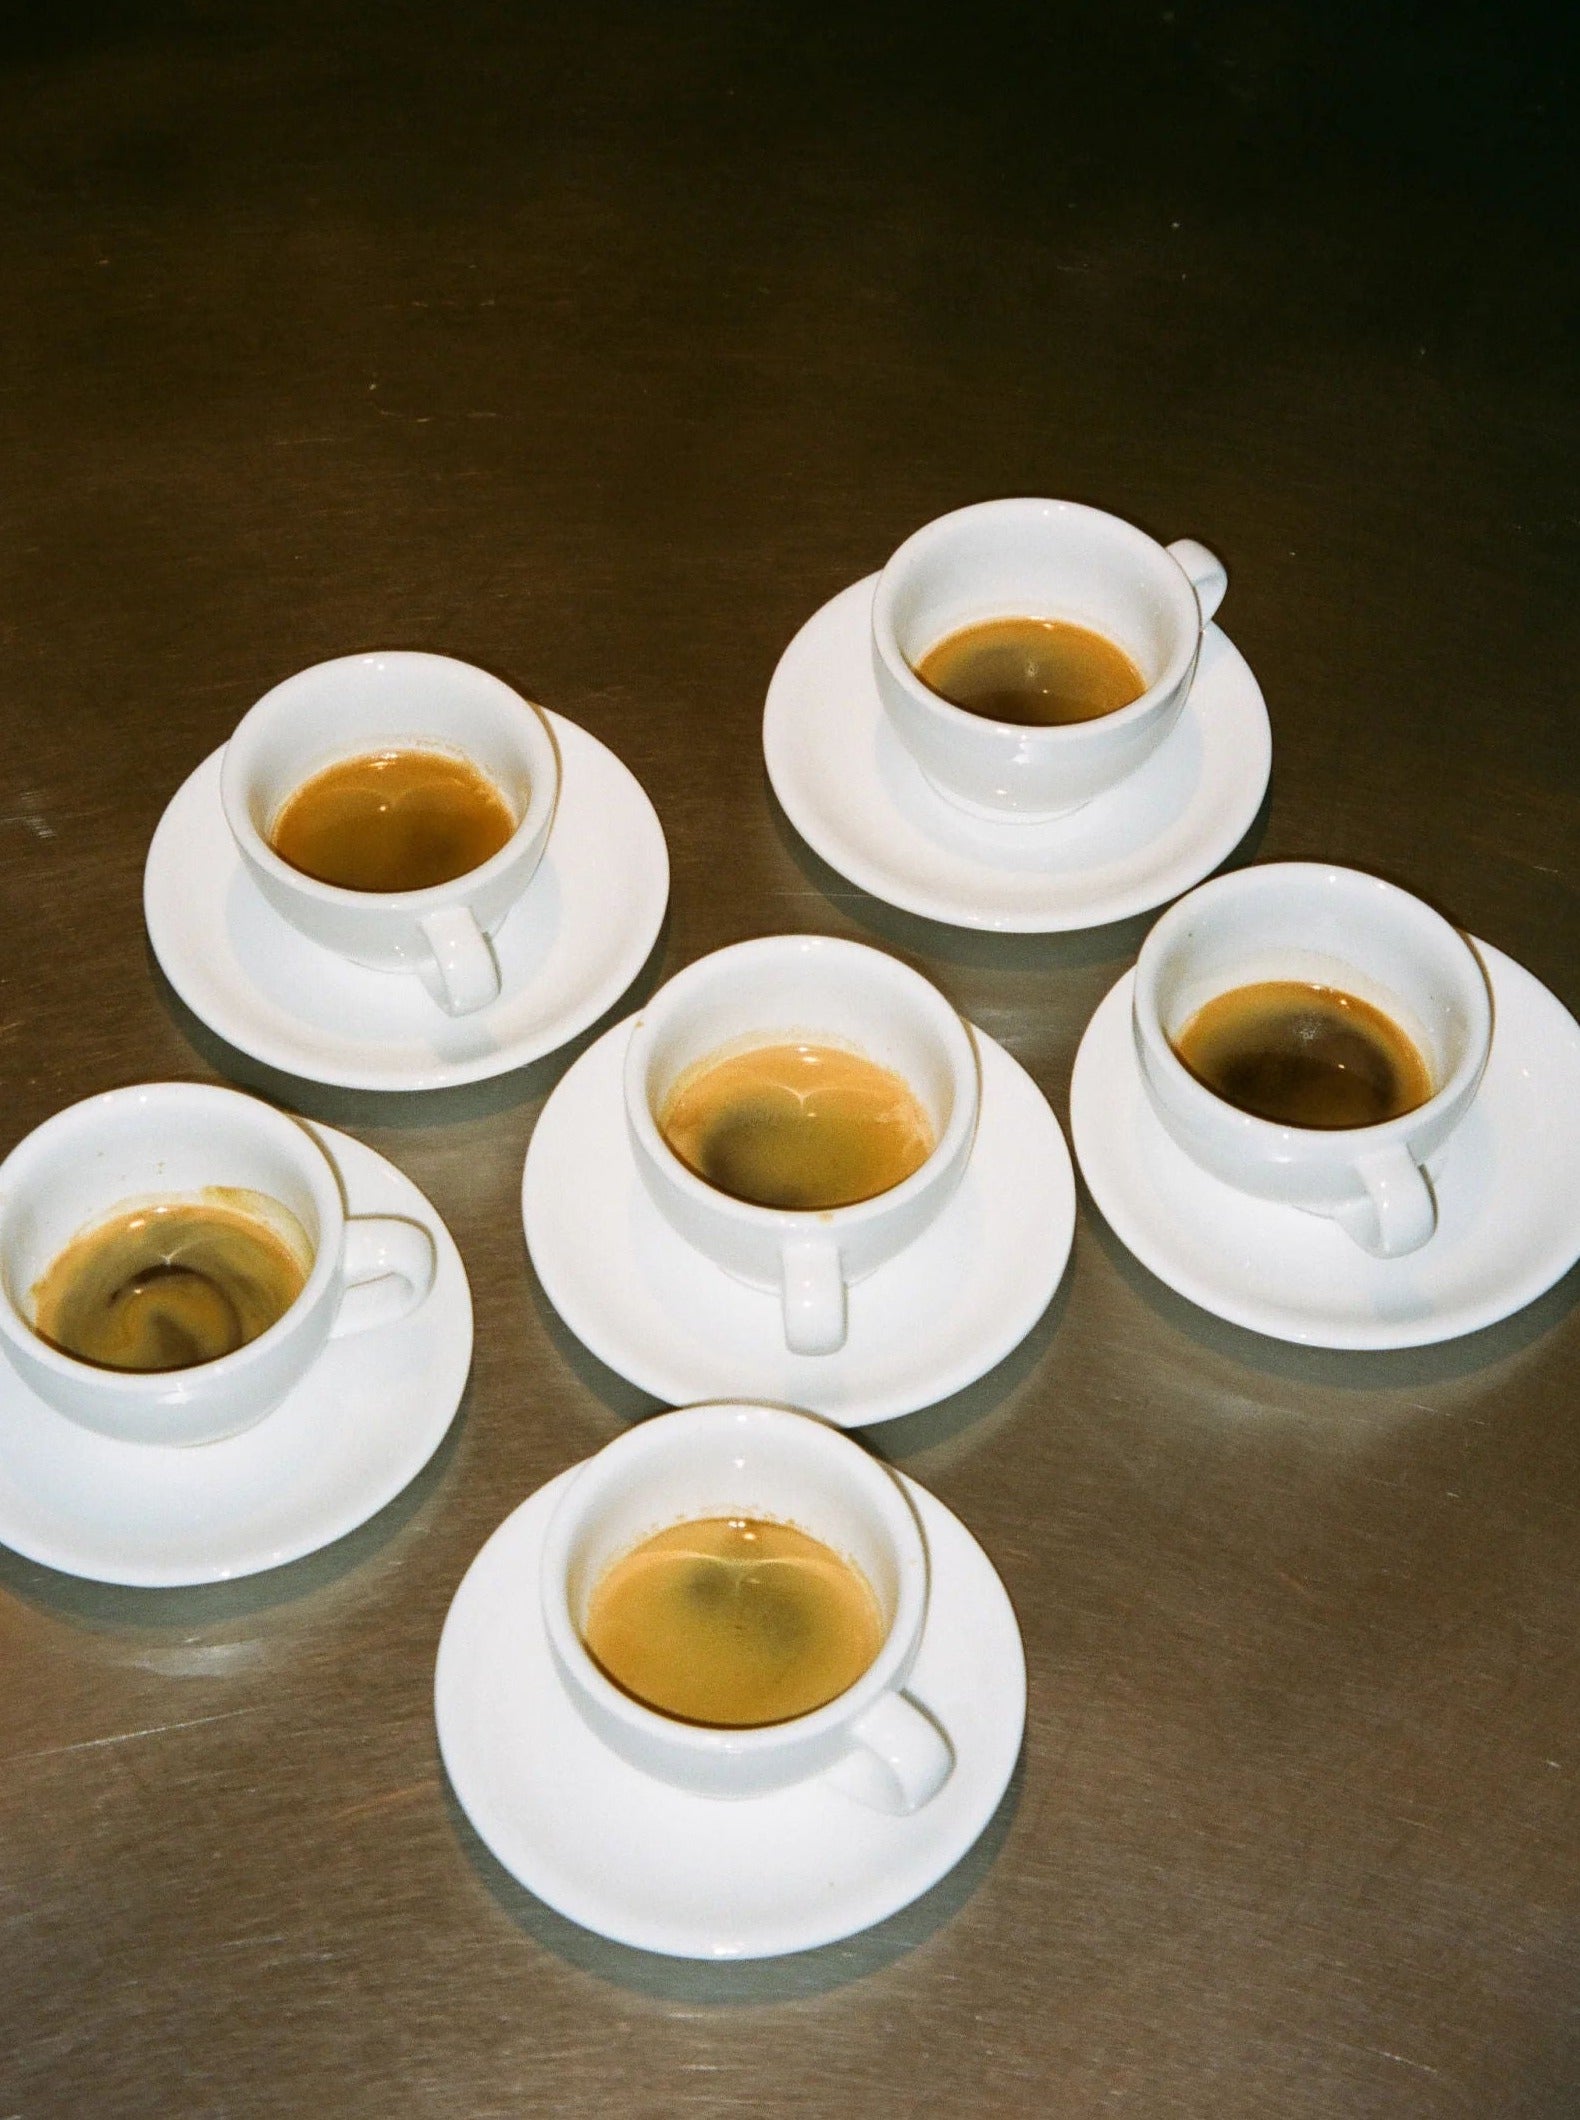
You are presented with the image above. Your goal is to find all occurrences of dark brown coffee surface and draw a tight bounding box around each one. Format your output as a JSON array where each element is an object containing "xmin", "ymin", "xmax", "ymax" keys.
[
  {"xmin": 914, "ymin": 615, "xmax": 1146, "ymax": 725},
  {"xmin": 32, "ymin": 1191, "xmax": 312, "ymax": 1372},
  {"xmin": 583, "ymin": 1515, "xmax": 885, "ymax": 1727},
  {"xmin": 269, "ymin": 747, "xmax": 517, "ymax": 892},
  {"xmin": 658, "ymin": 1042, "xmax": 935, "ymax": 1211},
  {"xmin": 1174, "ymin": 980, "xmax": 1434, "ymax": 1128}
]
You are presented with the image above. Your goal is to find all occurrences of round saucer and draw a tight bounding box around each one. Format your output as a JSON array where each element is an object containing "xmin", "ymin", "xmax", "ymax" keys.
[
  {"xmin": 435, "ymin": 1463, "xmax": 1025, "ymax": 1960},
  {"xmin": 763, "ymin": 575, "xmax": 1271, "ymax": 933},
  {"xmin": 1070, "ymin": 943, "xmax": 1580, "ymax": 1349},
  {"xmin": 144, "ymin": 714, "xmax": 669, "ymax": 1092},
  {"xmin": 522, "ymin": 1017, "xmax": 1074, "ymax": 1425},
  {"xmin": 0, "ymin": 1128, "xmax": 472, "ymax": 1584}
]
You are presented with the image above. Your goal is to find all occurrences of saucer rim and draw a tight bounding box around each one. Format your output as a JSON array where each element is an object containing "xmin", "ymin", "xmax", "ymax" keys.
[
  {"xmin": 521, "ymin": 1015, "xmax": 1075, "ymax": 1426},
  {"xmin": 434, "ymin": 1463, "xmax": 1026, "ymax": 1961},
  {"xmin": 1070, "ymin": 941, "xmax": 1580, "ymax": 1349},
  {"xmin": 142, "ymin": 713, "xmax": 670, "ymax": 1093},
  {"xmin": 0, "ymin": 1126, "xmax": 472, "ymax": 1584},
  {"xmin": 762, "ymin": 573, "xmax": 1272, "ymax": 933}
]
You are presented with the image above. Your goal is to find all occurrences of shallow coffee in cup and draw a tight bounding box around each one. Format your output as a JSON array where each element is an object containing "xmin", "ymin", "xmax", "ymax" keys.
[
  {"xmin": 1173, "ymin": 980, "xmax": 1434, "ymax": 1130},
  {"xmin": 31, "ymin": 1190, "xmax": 311, "ymax": 1372},
  {"xmin": 269, "ymin": 747, "xmax": 517, "ymax": 893},
  {"xmin": 913, "ymin": 615, "xmax": 1146, "ymax": 727},
  {"xmin": 657, "ymin": 1042, "xmax": 935, "ymax": 1212},
  {"xmin": 583, "ymin": 1513, "xmax": 885, "ymax": 1727}
]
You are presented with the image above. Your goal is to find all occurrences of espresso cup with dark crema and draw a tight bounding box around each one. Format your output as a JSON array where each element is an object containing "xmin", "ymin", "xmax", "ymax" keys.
[
  {"xmin": 541, "ymin": 1402, "xmax": 954, "ymax": 1809},
  {"xmin": 220, "ymin": 651, "xmax": 560, "ymax": 1016},
  {"xmin": 624, "ymin": 935, "xmax": 980, "ymax": 1355},
  {"xmin": 871, "ymin": 497, "xmax": 1227, "ymax": 823},
  {"xmin": 0, "ymin": 1082, "xmax": 436, "ymax": 1444},
  {"xmin": 1132, "ymin": 864, "xmax": 1494, "ymax": 1257}
]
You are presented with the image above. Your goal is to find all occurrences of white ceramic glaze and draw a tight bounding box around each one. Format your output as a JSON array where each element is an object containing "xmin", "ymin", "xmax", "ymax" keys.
[
  {"xmin": 624, "ymin": 937, "xmax": 980, "ymax": 1355},
  {"xmin": 1070, "ymin": 943, "xmax": 1580, "ymax": 1349},
  {"xmin": 523, "ymin": 1015, "xmax": 1074, "ymax": 1424},
  {"xmin": 1133, "ymin": 864, "xmax": 1492, "ymax": 1257},
  {"xmin": 220, "ymin": 650, "xmax": 561, "ymax": 1015},
  {"xmin": 542, "ymin": 1403, "xmax": 951, "ymax": 1808},
  {"xmin": 0, "ymin": 1084, "xmax": 434, "ymax": 1445},
  {"xmin": 871, "ymin": 498, "xmax": 1226, "ymax": 823},
  {"xmin": 144, "ymin": 716, "xmax": 669, "ymax": 1092},
  {"xmin": 436, "ymin": 1462, "xmax": 1025, "ymax": 1959},
  {"xmin": 762, "ymin": 577, "xmax": 1270, "ymax": 934},
  {"xmin": 0, "ymin": 1126, "xmax": 471, "ymax": 1583}
]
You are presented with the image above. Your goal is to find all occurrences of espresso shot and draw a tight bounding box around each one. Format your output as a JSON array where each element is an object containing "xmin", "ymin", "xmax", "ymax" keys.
[
  {"xmin": 269, "ymin": 747, "xmax": 517, "ymax": 893},
  {"xmin": 913, "ymin": 615, "xmax": 1146, "ymax": 726},
  {"xmin": 1173, "ymin": 980, "xmax": 1434, "ymax": 1129},
  {"xmin": 658, "ymin": 1041, "xmax": 935, "ymax": 1211},
  {"xmin": 582, "ymin": 1514, "xmax": 885, "ymax": 1727},
  {"xmin": 31, "ymin": 1190, "xmax": 312, "ymax": 1373}
]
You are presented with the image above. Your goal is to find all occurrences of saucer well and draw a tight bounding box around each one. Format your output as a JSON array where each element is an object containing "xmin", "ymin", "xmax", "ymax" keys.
[
  {"xmin": 144, "ymin": 714, "xmax": 669, "ymax": 1092},
  {"xmin": 763, "ymin": 575, "xmax": 1271, "ymax": 933},
  {"xmin": 435, "ymin": 1463, "xmax": 1025, "ymax": 1960},
  {"xmin": 1070, "ymin": 943, "xmax": 1580, "ymax": 1349},
  {"xmin": 0, "ymin": 1127, "xmax": 472, "ymax": 1584},
  {"xmin": 522, "ymin": 1017, "xmax": 1075, "ymax": 1425}
]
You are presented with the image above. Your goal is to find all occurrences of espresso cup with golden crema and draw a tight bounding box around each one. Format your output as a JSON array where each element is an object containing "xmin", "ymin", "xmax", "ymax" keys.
[
  {"xmin": 624, "ymin": 935, "xmax": 980, "ymax": 1355},
  {"xmin": 541, "ymin": 1402, "xmax": 954, "ymax": 1809},
  {"xmin": 220, "ymin": 651, "xmax": 559, "ymax": 1017},
  {"xmin": 0, "ymin": 1082, "xmax": 437, "ymax": 1445}
]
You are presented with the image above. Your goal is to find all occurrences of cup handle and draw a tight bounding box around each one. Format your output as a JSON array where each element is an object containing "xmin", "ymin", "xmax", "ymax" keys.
[
  {"xmin": 781, "ymin": 1233, "xmax": 846, "ymax": 1356},
  {"xmin": 1167, "ymin": 538, "xmax": 1228, "ymax": 626},
  {"xmin": 330, "ymin": 1216, "xmax": 438, "ymax": 1339},
  {"xmin": 822, "ymin": 1691, "xmax": 954, "ymax": 1816},
  {"xmin": 1333, "ymin": 1144, "xmax": 1436, "ymax": 1258},
  {"xmin": 419, "ymin": 906, "xmax": 500, "ymax": 1017}
]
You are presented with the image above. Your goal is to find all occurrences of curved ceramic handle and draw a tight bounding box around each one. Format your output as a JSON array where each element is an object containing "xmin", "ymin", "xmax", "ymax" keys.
[
  {"xmin": 419, "ymin": 905, "xmax": 500, "ymax": 1017},
  {"xmin": 822, "ymin": 1691, "xmax": 954, "ymax": 1815},
  {"xmin": 1167, "ymin": 538, "xmax": 1228, "ymax": 627},
  {"xmin": 331, "ymin": 1216, "xmax": 438, "ymax": 1338},
  {"xmin": 780, "ymin": 1232, "xmax": 846, "ymax": 1356},
  {"xmin": 1334, "ymin": 1143, "xmax": 1436, "ymax": 1258}
]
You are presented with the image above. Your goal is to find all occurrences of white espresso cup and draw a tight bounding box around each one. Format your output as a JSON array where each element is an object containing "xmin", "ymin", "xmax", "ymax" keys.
[
  {"xmin": 624, "ymin": 935, "xmax": 980, "ymax": 1356},
  {"xmin": 1132, "ymin": 864, "xmax": 1494, "ymax": 1257},
  {"xmin": 541, "ymin": 1402, "xmax": 954, "ymax": 1809},
  {"xmin": 220, "ymin": 650, "xmax": 560, "ymax": 1016},
  {"xmin": 871, "ymin": 496, "xmax": 1227, "ymax": 823},
  {"xmin": 0, "ymin": 1082, "xmax": 437, "ymax": 1445}
]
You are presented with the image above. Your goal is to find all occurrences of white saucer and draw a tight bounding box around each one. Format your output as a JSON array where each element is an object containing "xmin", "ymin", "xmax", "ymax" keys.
[
  {"xmin": 436, "ymin": 1463, "xmax": 1024, "ymax": 1960},
  {"xmin": 144, "ymin": 714, "xmax": 669, "ymax": 1092},
  {"xmin": 1070, "ymin": 943, "xmax": 1580, "ymax": 1349},
  {"xmin": 763, "ymin": 575, "xmax": 1272, "ymax": 933},
  {"xmin": 0, "ymin": 1127, "xmax": 472, "ymax": 1585},
  {"xmin": 522, "ymin": 1017, "xmax": 1074, "ymax": 1425}
]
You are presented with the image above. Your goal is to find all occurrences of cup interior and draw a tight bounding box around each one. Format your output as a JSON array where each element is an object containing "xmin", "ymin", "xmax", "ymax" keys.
[
  {"xmin": 226, "ymin": 652, "xmax": 553, "ymax": 877},
  {"xmin": 882, "ymin": 501, "xmax": 1195, "ymax": 705},
  {"xmin": 634, "ymin": 941, "xmax": 968, "ymax": 1161},
  {"xmin": 558, "ymin": 1410, "xmax": 905, "ymax": 1659},
  {"xmin": 1142, "ymin": 869, "xmax": 1489, "ymax": 1103},
  {"xmin": 0, "ymin": 1089, "xmax": 331, "ymax": 1342}
]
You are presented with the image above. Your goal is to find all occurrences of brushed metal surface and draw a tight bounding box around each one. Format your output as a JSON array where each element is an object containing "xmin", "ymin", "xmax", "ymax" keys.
[{"xmin": 0, "ymin": 4, "xmax": 1575, "ymax": 2114}]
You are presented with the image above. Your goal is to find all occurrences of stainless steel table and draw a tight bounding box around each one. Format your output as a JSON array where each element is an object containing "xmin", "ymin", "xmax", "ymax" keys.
[{"xmin": 2, "ymin": 5, "xmax": 1575, "ymax": 2113}]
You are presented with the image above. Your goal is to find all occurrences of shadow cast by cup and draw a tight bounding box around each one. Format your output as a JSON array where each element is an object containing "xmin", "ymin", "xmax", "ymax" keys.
[
  {"xmin": 442, "ymin": 1743, "xmax": 1025, "ymax": 2004},
  {"xmin": 145, "ymin": 912, "xmax": 671, "ymax": 1131},
  {"xmin": 0, "ymin": 1377, "xmax": 473, "ymax": 1627}
]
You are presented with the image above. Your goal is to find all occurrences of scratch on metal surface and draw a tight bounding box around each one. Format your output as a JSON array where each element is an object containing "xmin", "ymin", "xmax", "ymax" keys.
[
  {"xmin": 1372, "ymin": 2049, "xmax": 1441, "ymax": 2077},
  {"xmin": 328, "ymin": 1779, "xmax": 438, "ymax": 1825},
  {"xmin": 8, "ymin": 1707, "xmax": 259, "ymax": 1765}
]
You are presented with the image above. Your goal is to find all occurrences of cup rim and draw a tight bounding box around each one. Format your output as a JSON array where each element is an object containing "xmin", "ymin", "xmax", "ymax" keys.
[
  {"xmin": 871, "ymin": 496, "xmax": 1203, "ymax": 743},
  {"xmin": 218, "ymin": 649, "xmax": 561, "ymax": 911},
  {"xmin": 0, "ymin": 1081, "xmax": 345, "ymax": 1401},
  {"xmin": 622, "ymin": 934, "xmax": 981, "ymax": 1232},
  {"xmin": 1132, "ymin": 862, "xmax": 1495, "ymax": 1144},
  {"xmin": 539, "ymin": 1402, "xmax": 928, "ymax": 1760}
]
